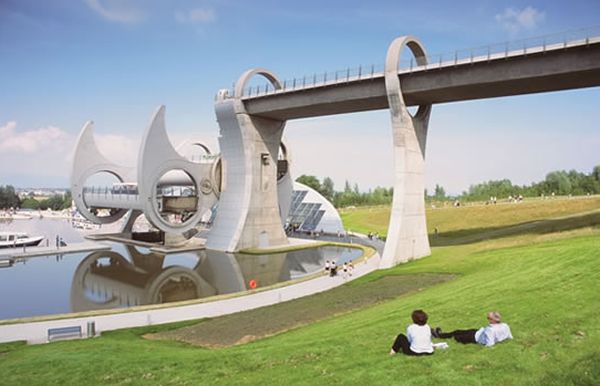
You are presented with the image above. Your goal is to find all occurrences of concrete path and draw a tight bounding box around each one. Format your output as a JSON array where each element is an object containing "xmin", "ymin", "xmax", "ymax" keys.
[
  {"xmin": 0, "ymin": 241, "xmax": 110, "ymax": 260},
  {"xmin": 0, "ymin": 250, "xmax": 381, "ymax": 344}
]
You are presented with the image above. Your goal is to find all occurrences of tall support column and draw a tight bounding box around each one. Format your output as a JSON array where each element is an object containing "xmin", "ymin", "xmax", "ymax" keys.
[
  {"xmin": 380, "ymin": 36, "xmax": 432, "ymax": 268},
  {"xmin": 206, "ymin": 69, "xmax": 288, "ymax": 252}
]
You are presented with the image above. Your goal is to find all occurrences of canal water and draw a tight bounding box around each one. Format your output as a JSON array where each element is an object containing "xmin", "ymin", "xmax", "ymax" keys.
[{"xmin": 0, "ymin": 218, "xmax": 361, "ymax": 321}]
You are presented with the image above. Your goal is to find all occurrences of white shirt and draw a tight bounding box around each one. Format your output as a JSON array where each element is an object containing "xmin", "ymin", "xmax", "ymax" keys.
[
  {"xmin": 475, "ymin": 323, "xmax": 513, "ymax": 347},
  {"xmin": 407, "ymin": 324, "xmax": 434, "ymax": 353}
]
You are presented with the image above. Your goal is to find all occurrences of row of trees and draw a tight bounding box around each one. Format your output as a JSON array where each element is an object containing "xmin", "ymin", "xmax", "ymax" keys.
[
  {"xmin": 461, "ymin": 166, "xmax": 600, "ymax": 202},
  {"xmin": 296, "ymin": 165, "xmax": 600, "ymax": 208},
  {"xmin": 296, "ymin": 175, "xmax": 393, "ymax": 208},
  {"xmin": 20, "ymin": 192, "xmax": 72, "ymax": 211},
  {"xmin": 0, "ymin": 185, "xmax": 72, "ymax": 211}
]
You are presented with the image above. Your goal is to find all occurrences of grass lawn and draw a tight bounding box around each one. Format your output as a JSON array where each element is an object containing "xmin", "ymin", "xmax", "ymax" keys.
[
  {"xmin": 340, "ymin": 195, "xmax": 600, "ymax": 239},
  {"xmin": 0, "ymin": 198, "xmax": 599, "ymax": 385}
]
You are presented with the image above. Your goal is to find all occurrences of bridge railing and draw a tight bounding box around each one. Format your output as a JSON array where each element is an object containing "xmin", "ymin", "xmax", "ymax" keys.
[{"xmin": 228, "ymin": 26, "xmax": 600, "ymax": 100}]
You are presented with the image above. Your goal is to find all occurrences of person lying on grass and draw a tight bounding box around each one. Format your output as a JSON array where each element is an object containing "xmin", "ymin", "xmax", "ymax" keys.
[
  {"xmin": 432, "ymin": 311, "xmax": 513, "ymax": 347},
  {"xmin": 389, "ymin": 309, "xmax": 434, "ymax": 356}
]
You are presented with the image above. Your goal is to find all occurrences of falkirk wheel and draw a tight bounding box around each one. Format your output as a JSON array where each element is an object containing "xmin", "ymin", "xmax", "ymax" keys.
[
  {"xmin": 71, "ymin": 105, "xmax": 294, "ymax": 250},
  {"xmin": 72, "ymin": 35, "xmax": 433, "ymax": 268}
]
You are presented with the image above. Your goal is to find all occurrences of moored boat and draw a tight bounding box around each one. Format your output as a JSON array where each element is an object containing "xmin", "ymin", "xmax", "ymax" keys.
[{"xmin": 0, "ymin": 232, "xmax": 44, "ymax": 248}]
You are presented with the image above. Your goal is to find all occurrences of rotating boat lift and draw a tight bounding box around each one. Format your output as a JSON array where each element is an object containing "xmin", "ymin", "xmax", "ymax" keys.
[{"xmin": 71, "ymin": 36, "xmax": 431, "ymax": 267}]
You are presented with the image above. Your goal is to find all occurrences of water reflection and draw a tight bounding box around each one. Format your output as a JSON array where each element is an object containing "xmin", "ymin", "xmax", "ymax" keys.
[{"xmin": 69, "ymin": 245, "xmax": 361, "ymax": 313}]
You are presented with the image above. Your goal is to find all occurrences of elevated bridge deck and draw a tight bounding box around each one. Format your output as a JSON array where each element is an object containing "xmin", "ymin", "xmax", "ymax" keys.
[{"xmin": 240, "ymin": 38, "xmax": 600, "ymax": 120}]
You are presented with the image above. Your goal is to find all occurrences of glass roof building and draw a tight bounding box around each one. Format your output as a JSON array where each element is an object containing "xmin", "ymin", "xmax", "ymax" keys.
[{"xmin": 286, "ymin": 182, "xmax": 344, "ymax": 234}]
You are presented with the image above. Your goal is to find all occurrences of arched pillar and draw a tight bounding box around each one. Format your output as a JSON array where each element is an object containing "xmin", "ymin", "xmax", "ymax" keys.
[
  {"xmin": 206, "ymin": 69, "xmax": 289, "ymax": 252},
  {"xmin": 137, "ymin": 106, "xmax": 216, "ymax": 236},
  {"xmin": 380, "ymin": 36, "xmax": 432, "ymax": 268},
  {"xmin": 70, "ymin": 121, "xmax": 135, "ymax": 224}
]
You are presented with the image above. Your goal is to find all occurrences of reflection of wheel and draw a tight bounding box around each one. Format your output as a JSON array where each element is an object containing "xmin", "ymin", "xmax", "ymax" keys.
[
  {"xmin": 147, "ymin": 266, "xmax": 216, "ymax": 303},
  {"xmin": 71, "ymin": 251, "xmax": 133, "ymax": 312}
]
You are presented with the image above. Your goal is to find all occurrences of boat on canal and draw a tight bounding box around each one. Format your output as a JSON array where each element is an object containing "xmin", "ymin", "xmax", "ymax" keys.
[{"xmin": 0, "ymin": 232, "xmax": 44, "ymax": 248}]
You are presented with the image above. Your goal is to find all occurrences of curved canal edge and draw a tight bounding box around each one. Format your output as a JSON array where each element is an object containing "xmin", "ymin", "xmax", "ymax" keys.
[{"xmin": 0, "ymin": 244, "xmax": 380, "ymax": 345}]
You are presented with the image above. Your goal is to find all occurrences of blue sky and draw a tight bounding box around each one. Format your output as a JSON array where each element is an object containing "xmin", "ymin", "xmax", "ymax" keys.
[{"xmin": 1, "ymin": 0, "xmax": 599, "ymax": 193}]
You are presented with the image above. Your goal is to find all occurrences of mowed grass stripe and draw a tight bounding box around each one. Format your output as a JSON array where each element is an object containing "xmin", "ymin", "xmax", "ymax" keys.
[{"xmin": 147, "ymin": 273, "xmax": 455, "ymax": 347}]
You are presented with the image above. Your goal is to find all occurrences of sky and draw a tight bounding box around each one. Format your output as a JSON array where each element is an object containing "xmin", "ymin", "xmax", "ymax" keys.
[{"xmin": 1, "ymin": 0, "xmax": 599, "ymax": 194}]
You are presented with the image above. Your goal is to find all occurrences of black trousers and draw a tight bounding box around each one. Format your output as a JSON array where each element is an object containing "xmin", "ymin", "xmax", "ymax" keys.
[
  {"xmin": 391, "ymin": 334, "xmax": 433, "ymax": 356},
  {"xmin": 437, "ymin": 329, "xmax": 478, "ymax": 344}
]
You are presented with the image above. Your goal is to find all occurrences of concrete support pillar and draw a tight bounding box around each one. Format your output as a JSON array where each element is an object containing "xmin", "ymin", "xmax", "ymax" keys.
[
  {"xmin": 380, "ymin": 36, "xmax": 432, "ymax": 269},
  {"xmin": 206, "ymin": 69, "xmax": 288, "ymax": 252}
]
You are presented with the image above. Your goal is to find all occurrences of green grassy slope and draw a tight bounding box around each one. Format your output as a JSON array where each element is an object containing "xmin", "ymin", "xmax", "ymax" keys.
[
  {"xmin": 1, "ymin": 199, "xmax": 599, "ymax": 385},
  {"xmin": 340, "ymin": 195, "xmax": 600, "ymax": 238}
]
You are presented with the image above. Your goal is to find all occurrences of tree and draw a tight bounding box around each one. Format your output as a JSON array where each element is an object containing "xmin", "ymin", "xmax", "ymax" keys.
[
  {"xmin": 296, "ymin": 175, "xmax": 321, "ymax": 193},
  {"xmin": 593, "ymin": 165, "xmax": 600, "ymax": 182},
  {"xmin": 545, "ymin": 171, "xmax": 572, "ymax": 195},
  {"xmin": 21, "ymin": 198, "xmax": 40, "ymax": 210},
  {"xmin": 62, "ymin": 191, "xmax": 72, "ymax": 209},
  {"xmin": 433, "ymin": 184, "xmax": 446, "ymax": 200},
  {"xmin": 39, "ymin": 194, "xmax": 70, "ymax": 211},
  {"xmin": 0, "ymin": 185, "xmax": 21, "ymax": 209},
  {"xmin": 344, "ymin": 180, "xmax": 352, "ymax": 193},
  {"xmin": 321, "ymin": 177, "xmax": 335, "ymax": 202}
]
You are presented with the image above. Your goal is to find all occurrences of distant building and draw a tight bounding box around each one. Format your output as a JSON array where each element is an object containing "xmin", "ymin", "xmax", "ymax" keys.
[{"xmin": 286, "ymin": 182, "xmax": 344, "ymax": 234}]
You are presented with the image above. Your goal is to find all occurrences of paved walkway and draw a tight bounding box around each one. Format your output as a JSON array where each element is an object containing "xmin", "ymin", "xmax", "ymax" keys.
[
  {"xmin": 0, "ymin": 242, "xmax": 110, "ymax": 260},
  {"xmin": 0, "ymin": 250, "xmax": 381, "ymax": 344}
]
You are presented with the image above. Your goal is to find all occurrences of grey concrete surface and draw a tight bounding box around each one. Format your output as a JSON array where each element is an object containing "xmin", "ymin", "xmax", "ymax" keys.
[
  {"xmin": 243, "ymin": 41, "xmax": 600, "ymax": 120},
  {"xmin": 207, "ymin": 69, "xmax": 289, "ymax": 252},
  {"xmin": 0, "ymin": 242, "xmax": 110, "ymax": 260}
]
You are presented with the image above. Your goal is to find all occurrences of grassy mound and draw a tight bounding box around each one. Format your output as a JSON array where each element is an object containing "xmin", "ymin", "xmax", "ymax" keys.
[{"xmin": 0, "ymin": 198, "xmax": 599, "ymax": 385}]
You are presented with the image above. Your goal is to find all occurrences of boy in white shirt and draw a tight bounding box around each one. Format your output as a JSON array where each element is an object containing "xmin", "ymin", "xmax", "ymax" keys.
[
  {"xmin": 389, "ymin": 309, "xmax": 434, "ymax": 356},
  {"xmin": 433, "ymin": 311, "xmax": 513, "ymax": 347}
]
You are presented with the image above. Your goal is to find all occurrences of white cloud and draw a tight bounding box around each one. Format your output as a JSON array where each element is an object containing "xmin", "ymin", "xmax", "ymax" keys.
[
  {"xmin": 175, "ymin": 8, "xmax": 216, "ymax": 24},
  {"xmin": 495, "ymin": 6, "xmax": 545, "ymax": 34},
  {"xmin": 0, "ymin": 121, "xmax": 141, "ymax": 186},
  {"xmin": 0, "ymin": 121, "xmax": 71, "ymax": 154},
  {"xmin": 84, "ymin": 0, "xmax": 146, "ymax": 24}
]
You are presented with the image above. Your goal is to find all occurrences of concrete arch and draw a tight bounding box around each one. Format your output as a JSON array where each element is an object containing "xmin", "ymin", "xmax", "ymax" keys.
[
  {"xmin": 234, "ymin": 68, "xmax": 283, "ymax": 100},
  {"xmin": 70, "ymin": 121, "xmax": 134, "ymax": 224},
  {"xmin": 380, "ymin": 36, "xmax": 433, "ymax": 268},
  {"xmin": 191, "ymin": 142, "xmax": 212, "ymax": 155},
  {"xmin": 207, "ymin": 68, "xmax": 289, "ymax": 252},
  {"xmin": 175, "ymin": 139, "xmax": 212, "ymax": 158},
  {"xmin": 137, "ymin": 106, "xmax": 215, "ymax": 235}
]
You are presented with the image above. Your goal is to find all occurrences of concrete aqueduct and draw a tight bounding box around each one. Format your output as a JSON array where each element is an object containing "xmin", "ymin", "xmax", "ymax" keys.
[{"xmin": 71, "ymin": 32, "xmax": 600, "ymax": 268}]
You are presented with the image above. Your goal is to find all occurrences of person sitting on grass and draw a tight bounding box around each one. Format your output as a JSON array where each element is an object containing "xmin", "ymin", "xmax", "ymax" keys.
[
  {"xmin": 432, "ymin": 311, "xmax": 513, "ymax": 347},
  {"xmin": 389, "ymin": 309, "xmax": 434, "ymax": 356}
]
